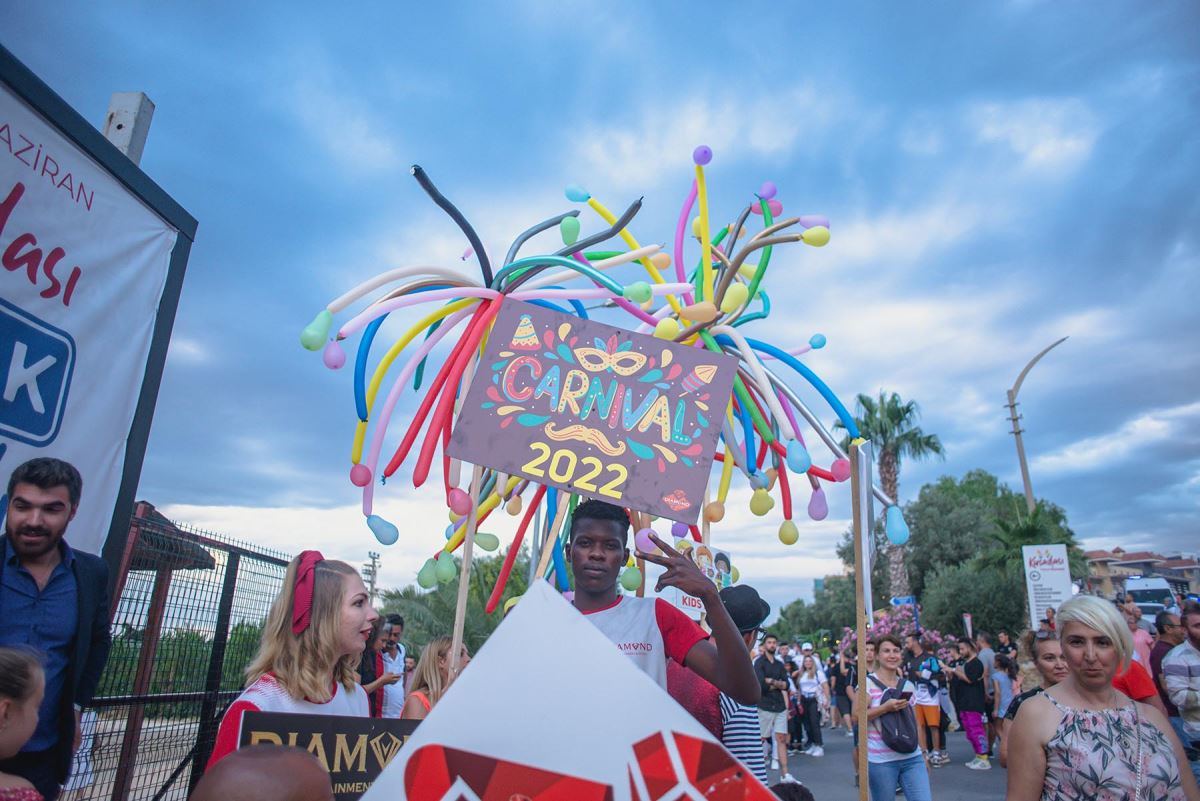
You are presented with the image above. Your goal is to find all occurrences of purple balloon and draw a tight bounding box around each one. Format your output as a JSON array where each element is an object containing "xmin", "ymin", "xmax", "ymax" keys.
[
  {"xmin": 670, "ymin": 520, "xmax": 689, "ymax": 539},
  {"xmin": 758, "ymin": 181, "xmax": 777, "ymax": 200},
  {"xmin": 692, "ymin": 145, "xmax": 713, "ymax": 166},
  {"xmin": 798, "ymin": 214, "xmax": 830, "ymax": 230}
]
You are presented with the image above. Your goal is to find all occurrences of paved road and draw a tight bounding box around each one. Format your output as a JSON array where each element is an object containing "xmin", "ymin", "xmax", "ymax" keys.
[{"xmin": 765, "ymin": 723, "xmax": 1007, "ymax": 800}]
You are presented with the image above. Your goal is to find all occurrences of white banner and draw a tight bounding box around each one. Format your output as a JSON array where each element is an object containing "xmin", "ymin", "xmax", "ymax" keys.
[
  {"xmin": 1, "ymin": 82, "xmax": 178, "ymax": 556},
  {"xmin": 1022, "ymin": 544, "xmax": 1073, "ymax": 628}
]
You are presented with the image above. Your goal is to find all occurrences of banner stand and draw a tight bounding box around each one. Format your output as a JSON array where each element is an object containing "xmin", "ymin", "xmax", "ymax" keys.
[{"xmin": 850, "ymin": 440, "xmax": 874, "ymax": 801}]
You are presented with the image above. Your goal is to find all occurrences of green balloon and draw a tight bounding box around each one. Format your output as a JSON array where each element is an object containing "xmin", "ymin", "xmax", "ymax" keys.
[
  {"xmin": 300, "ymin": 309, "xmax": 333, "ymax": 351},
  {"xmin": 416, "ymin": 558, "xmax": 438, "ymax": 589},
  {"xmin": 475, "ymin": 532, "xmax": 500, "ymax": 552},
  {"xmin": 623, "ymin": 281, "xmax": 653, "ymax": 304},
  {"xmin": 560, "ymin": 216, "xmax": 581, "ymax": 246},
  {"xmin": 620, "ymin": 566, "xmax": 642, "ymax": 591},
  {"xmin": 435, "ymin": 554, "xmax": 457, "ymax": 583}
]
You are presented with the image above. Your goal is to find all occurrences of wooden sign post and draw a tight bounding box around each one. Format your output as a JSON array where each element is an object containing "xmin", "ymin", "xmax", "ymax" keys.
[{"xmin": 850, "ymin": 440, "xmax": 874, "ymax": 801}]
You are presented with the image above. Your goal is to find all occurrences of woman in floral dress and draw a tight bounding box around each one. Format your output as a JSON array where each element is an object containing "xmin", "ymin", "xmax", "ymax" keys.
[{"xmin": 1005, "ymin": 595, "xmax": 1199, "ymax": 801}]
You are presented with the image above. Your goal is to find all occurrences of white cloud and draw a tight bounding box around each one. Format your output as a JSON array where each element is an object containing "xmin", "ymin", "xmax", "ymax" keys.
[
  {"xmin": 571, "ymin": 85, "xmax": 832, "ymax": 191},
  {"xmin": 813, "ymin": 199, "xmax": 985, "ymax": 270},
  {"xmin": 1031, "ymin": 401, "xmax": 1200, "ymax": 476},
  {"xmin": 967, "ymin": 98, "xmax": 1098, "ymax": 174},
  {"xmin": 166, "ymin": 336, "xmax": 210, "ymax": 365},
  {"xmin": 286, "ymin": 73, "xmax": 400, "ymax": 175}
]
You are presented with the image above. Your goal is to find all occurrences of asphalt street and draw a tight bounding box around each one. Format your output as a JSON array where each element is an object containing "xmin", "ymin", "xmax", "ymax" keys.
[{"xmin": 765, "ymin": 722, "xmax": 1007, "ymax": 800}]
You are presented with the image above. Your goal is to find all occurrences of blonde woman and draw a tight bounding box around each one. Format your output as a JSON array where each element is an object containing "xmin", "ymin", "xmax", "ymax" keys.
[
  {"xmin": 401, "ymin": 636, "xmax": 471, "ymax": 721},
  {"xmin": 207, "ymin": 551, "xmax": 378, "ymax": 768},
  {"xmin": 0, "ymin": 648, "xmax": 46, "ymax": 801},
  {"xmin": 1005, "ymin": 595, "xmax": 1199, "ymax": 801},
  {"xmin": 795, "ymin": 654, "xmax": 829, "ymax": 756}
]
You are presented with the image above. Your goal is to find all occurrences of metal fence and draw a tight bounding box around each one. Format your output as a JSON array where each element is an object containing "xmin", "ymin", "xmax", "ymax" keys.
[{"xmin": 68, "ymin": 502, "xmax": 291, "ymax": 801}]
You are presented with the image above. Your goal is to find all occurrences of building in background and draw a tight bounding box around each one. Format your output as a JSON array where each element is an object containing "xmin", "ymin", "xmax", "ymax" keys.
[{"xmin": 1085, "ymin": 547, "xmax": 1199, "ymax": 599}]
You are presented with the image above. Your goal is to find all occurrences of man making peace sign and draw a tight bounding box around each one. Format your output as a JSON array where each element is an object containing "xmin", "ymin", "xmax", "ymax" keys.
[{"xmin": 565, "ymin": 499, "xmax": 760, "ymax": 706}]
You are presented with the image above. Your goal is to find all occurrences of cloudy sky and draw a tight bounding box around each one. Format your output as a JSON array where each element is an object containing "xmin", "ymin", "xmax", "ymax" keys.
[{"xmin": 5, "ymin": 3, "xmax": 1197, "ymax": 620}]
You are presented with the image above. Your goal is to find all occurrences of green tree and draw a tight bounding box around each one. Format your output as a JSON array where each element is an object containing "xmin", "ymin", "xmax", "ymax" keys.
[
  {"xmin": 920, "ymin": 563, "xmax": 1028, "ymax": 638},
  {"xmin": 834, "ymin": 391, "xmax": 944, "ymax": 598},
  {"xmin": 379, "ymin": 547, "xmax": 531, "ymax": 657},
  {"xmin": 975, "ymin": 503, "xmax": 1087, "ymax": 579}
]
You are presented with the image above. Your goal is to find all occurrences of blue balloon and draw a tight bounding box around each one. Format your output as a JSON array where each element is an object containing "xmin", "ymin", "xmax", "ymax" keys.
[
  {"xmin": 444, "ymin": 523, "xmax": 457, "ymax": 540},
  {"xmin": 786, "ymin": 440, "xmax": 812, "ymax": 473},
  {"xmin": 809, "ymin": 333, "xmax": 827, "ymax": 349},
  {"xmin": 367, "ymin": 514, "xmax": 399, "ymax": 545},
  {"xmin": 885, "ymin": 506, "xmax": 909, "ymax": 545},
  {"xmin": 565, "ymin": 184, "xmax": 591, "ymax": 202},
  {"xmin": 749, "ymin": 471, "xmax": 769, "ymax": 490}
]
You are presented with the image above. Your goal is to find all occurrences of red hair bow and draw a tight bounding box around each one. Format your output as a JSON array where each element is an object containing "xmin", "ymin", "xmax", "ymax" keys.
[{"xmin": 291, "ymin": 550, "xmax": 325, "ymax": 635}]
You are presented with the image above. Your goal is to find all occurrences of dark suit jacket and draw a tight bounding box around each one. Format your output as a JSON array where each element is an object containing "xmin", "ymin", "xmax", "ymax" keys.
[{"xmin": 0, "ymin": 535, "xmax": 113, "ymax": 783}]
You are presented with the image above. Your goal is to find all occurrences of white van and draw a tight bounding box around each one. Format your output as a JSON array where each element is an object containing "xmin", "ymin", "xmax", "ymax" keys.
[{"xmin": 1124, "ymin": 577, "xmax": 1176, "ymax": 609}]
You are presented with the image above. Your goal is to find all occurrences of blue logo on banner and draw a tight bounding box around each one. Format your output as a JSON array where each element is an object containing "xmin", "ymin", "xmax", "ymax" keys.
[{"xmin": 0, "ymin": 298, "xmax": 75, "ymax": 447}]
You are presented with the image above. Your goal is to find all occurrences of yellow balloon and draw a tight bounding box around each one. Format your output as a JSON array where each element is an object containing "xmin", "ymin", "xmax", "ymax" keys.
[
  {"xmin": 626, "ymin": 555, "xmax": 636, "ymax": 568},
  {"xmin": 750, "ymin": 488, "xmax": 774, "ymax": 516},
  {"xmin": 654, "ymin": 318, "xmax": 681, "ymax": 340},
  {"xmin": 681, "ymin": 301, "xmax": 718, "ymax": 323},
  {"xmin": 801, "ymin": 226, "xmax": 830, "ymax": 247},
  {"xmin": 779, "ymin": 519, "xmax": 799, "ymax": 545},
  {"xmin": 506, "ymin": 495, "xmax": 523, "ymax": 516},
  {"xmin": 731, "ymin": 566, "xmax": 740, "ymax": 583},
  {"xmin": 691, "ymin": 216, "xmax": 703, "ymax": 238},
  {"xmin": 719, "ymin": 282, "xmax": 749, "ymax": 314},
  {"xmin": 449, "ymin": 510, "xmax": 464, "ymax": 523},
  {"xmin": 704, "ymin": 501, "xmax": 725, "ymax": 523},
  {"xmin": 851, "ymin": 436, "xmax": 867, "ymax": 446},
  {"xmin": 503, "ymin": 596, "xmax": 521, "ymax": 615}
]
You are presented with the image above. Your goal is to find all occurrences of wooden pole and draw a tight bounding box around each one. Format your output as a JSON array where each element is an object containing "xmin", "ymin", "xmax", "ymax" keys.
[
  {"xmin": 851, "ymin": 442, "xmax": 870, "ymax": 801},
  {"xmin": 449, "ymin": 464, "xmax": 483, "ymax": 675}
]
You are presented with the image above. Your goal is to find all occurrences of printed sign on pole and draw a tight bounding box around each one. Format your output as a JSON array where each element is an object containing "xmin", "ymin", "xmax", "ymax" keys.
[
  {"xmin": 0, "ymin": 47, "xmax": 195, "ymax": 559},
  {"xmin": 1022, "ymin": 544, "xmax": 1073, "ymax": 628},
  {"xmin": 449, "ymin": 300, "xmax": 737, "ymax": 523}
]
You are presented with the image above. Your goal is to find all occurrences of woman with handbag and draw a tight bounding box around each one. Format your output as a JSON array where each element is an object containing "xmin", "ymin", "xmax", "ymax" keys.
[{"xmin": 865, "ymin": 635, "xmax": 932, "ymax": 801}]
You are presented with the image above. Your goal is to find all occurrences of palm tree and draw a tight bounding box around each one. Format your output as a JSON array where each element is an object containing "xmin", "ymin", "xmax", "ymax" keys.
[
  {"xmin": 975, "ymin": 503, "xmax": 1087, "ymax": 578},
  {"xmin": 835, "ymin": 390, "xmax": 944, "ymax": 598}
]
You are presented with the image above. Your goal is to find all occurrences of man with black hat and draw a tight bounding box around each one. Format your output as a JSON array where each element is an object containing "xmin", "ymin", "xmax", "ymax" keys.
[{"xmin": 718, "ymin": 584, "xmax": 775, "ymax": 785}]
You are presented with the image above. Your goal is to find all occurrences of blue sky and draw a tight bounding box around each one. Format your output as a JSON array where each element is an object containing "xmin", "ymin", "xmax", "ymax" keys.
[{"xmin": 4, "ymin": 3, "xmax": 1198, "ymax": 617}]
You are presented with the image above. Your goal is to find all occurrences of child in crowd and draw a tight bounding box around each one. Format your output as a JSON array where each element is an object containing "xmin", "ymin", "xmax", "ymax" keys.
[
  {"xmin": 207, "ymin": 551, "xmax": 378, "ymax": 767},
  {"xmin": 0, "ymin": 648, "xmax": 45, "ymax": 801}
]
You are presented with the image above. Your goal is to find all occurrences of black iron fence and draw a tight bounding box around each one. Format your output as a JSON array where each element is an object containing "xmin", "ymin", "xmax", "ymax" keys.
[{"xmin": 67, "ymin": 502, "xmax": 291, "ymax": 801}]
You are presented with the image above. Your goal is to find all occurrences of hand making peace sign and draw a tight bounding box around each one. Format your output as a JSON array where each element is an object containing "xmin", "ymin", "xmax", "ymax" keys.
[{"xmin": 636, "ymin": 532, "xmax": 718, "ymax": 600}]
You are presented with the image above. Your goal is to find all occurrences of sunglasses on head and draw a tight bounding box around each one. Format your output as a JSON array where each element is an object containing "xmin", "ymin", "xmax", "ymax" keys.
[{"xmin": 1034, "ymin": 630, "xmax": 1057, "ymax": 641}]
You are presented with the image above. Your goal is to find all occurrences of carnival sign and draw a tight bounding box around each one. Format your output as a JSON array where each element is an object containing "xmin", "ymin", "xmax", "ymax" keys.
[{"xmin": 449, "ymin": 300, "xmax": 737, "ymax": 523}]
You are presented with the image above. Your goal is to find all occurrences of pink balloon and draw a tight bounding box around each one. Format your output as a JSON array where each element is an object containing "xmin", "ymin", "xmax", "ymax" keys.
[
  {"xmin": 322, "ymin": 340, "xmax": 346, "ymax": 369},
  {"xmin": 808, "ymin": 487, "xmax": 829, "ymax": 520},
  {"xmin": 350, "ymin": 464, "xmax": 371, "ymax": 487},
  {"xmin": 447, "ymin": 487, "xmax": 472, "ymax": 515},
  {"xmin": 831, "ymin": 459, "xmax": 851, "ymax": 482},
  {"xmin": 635, "ymin": 527, "xmax": 656, "ymax": 553}
]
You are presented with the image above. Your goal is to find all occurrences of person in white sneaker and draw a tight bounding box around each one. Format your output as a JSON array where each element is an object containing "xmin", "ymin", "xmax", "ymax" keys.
[
  {"xmin": 865, "ymin": 636, "xmax": 932, "ymax": 801},
  {"xmin": 795, "ymin": 655, "xmax": 827, "ymax": 756},
  {"xmin": 904, "ymin": 633, "xmax": 947, "ymax": 766}
]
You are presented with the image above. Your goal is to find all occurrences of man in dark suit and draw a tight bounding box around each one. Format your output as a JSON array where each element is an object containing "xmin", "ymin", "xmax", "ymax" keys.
[{"xmin": 0, "ymin": 457, "xmax": 112, "ymax": 801}]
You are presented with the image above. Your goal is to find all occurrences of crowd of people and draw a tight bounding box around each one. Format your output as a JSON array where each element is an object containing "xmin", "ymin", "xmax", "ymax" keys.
[{"xmin": 1, "ymin": 457, "xmax": 1199, "ymax": 801}]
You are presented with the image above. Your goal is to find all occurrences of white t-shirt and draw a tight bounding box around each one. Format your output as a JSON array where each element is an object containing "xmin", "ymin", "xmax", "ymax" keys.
[
  {"xmin": 579, "ymin": 595, "xmax": 707, "ymax": 690},
  {"xmin": 381, "ymin": 648, "xmax": 405, "ymax": 717},
  {"xmin": 797, "ymin": 672, "xmax": 824, "ymax": 696}
]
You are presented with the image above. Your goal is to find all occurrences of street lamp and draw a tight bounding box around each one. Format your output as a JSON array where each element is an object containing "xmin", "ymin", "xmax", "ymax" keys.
[{"xmin": 1005, "ymin": 337, "xmax": 1068, "ymax": 513}]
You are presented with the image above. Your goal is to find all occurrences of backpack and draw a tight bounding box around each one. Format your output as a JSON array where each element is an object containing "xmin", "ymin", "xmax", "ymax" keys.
[{"xmin": 868, "ymin": 674, "xmax": 920, "ymax": 754}]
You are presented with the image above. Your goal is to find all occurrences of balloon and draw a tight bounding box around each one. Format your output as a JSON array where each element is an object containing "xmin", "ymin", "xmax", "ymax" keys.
[
  {"xmin": 560, "ymin": 215, "xmax": 580, "ymax": 246},
  {"xmin": 506, "ymin": 495, "xmax": 523, "ymax": 516},
  {"xmin": 623, "ymin": 281, "xmax": 653, "ymax": 304},
  {"xmin": 670, "ymin": 521, "xmax": 689, "ymax": 539},
  {"xmin": 444, "ymin": 523, "xmax": 455, "ymax": 540},
  {"xmin": 758, "ymin": 181, "xmax": 777, "ymax": 200},
  {"xmin": 750, "ymin": 488, "xmax": 774, "ymax": 516},
  {"xmin": 730, "ymin": 566, "xmax": 740, "ymax": 583},
  {"xmin": 750, "ymin": 199, "xmax": 784, "ymax": 216},
  {"xmin": 649, "ymin": 252, "xmax": 671, "ymax": 271},
  {"xmin": 779, "ymin": 519, "xmax": 799, "ymax": 545},
  {"xmin": 447, "ymin": 487, "xmax": 472, "ymax": 515},
  {"xmin": 503, "ymin": 596, "xmax": 521, "ymax": 614},
  {"xmin": 692, "ymin": 145, "xmax": 713, "ymax": 165},
  {"xmin": 798, "ymin": 214, "xmax": 830, "ymax": 229},
  {"xmin": 349, "ymin": 464, "xmax": 371, "ymax": 487},
  {"xmin": 475, "ymin": 531, "xmax": 500, "ymax": 552},
  {"xmin": 886, "ymin": 505, "xmax": 910, "ymax": 545},
  {"xmin": 634, "ymin": 527, "xmax": 656, "ymax": 554},
  {"xmin": 417, "ymin": 558, "xmax": 438, "ymax": 588},
  {"xmin": 682, "ymin": 302, "xmax": 718, "ymax": 323},
  {"xmin": 809, "ymin": 333, "xmax": 827, "ymax": 349},
  {"xmin": 801, "ymin": 226, "xmax": 830, "ymax": 247},
  {"xmin": 565, "ymin": 184, "xmax": 591, "ymax": 202},
  {"xmin": 831, "ymin": 458, "xmax": 851, "ymax": 482},
  {"xmin": 719, "ymin": 282, "xmax": 749, "ymax": 314},
  {"xmin": 749, "ymin": 471, "xmax": 769, "ymax": 490},
  {"xmin": 704, "ymin": 501, "xmax": 726, "ymax": 523},
  {"xmin": 620, "ymin": 566, "xmax": 642, "ymax": 591},
  {"xmin": 808, "ymin": 486, "xmax": 829, "ymax": 520},
  {"xmin": 562, "ymin": 590, "xmax": 575, "ymax": 603},
  {"xmin": 435, "ymin": 553, "xmax": 457, "ymax": 583},
  {"xmin": 786, "ymin": 440, "xmax": 812, "ymax": 473},
  {"xmin": 367, "ymin": 514, "xmax": 398, "ymax": 545},
  {"xmin": 300, "ymin": 309, "xmax": 333, "ymax": 351},
  {"xmin": 461, "ymin": 247, "xmax": 474, "ymax": 261},
  {"xmin": 323, "ymin": 340, "xmax": 346, "ymax": 370},
  {"xmin": 654, "ymin": 318, "xmax": 681, "ymax": 339}
]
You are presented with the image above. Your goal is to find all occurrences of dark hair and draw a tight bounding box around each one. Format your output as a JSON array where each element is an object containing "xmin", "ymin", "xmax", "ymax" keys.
[
  {"xmin": 715, "ymin": 551, "xmax": 730, "ymax": 570},
  {"xmin": 763, "ymin": 633, "xmax": 778, "ymax": 643},
  {"xmin": 769, "ymin": 781, "xmax": 815, "ymax": 801},
  {"xmin": 957, "ymin": 636, "xmax": 976, "ymax": 650},
  {"xmin": 569, "ymin": 500, "xmax": 630, "ymax": 540},
  {"xmin": 387, "ymin": 614, "xmax": 405, "ymax": 629},
  {"xmin": 1182, "ymin": 601, "xmax": 1200, "ymax": 625},
  {"xmin": 1155, "ymin": 610, "xmax": 1179, "ymax": 633},
  {"xmin": 995, "ymin": 653, "xmax": 1018, "ymax": 680},
  {"xmin": 0, "ymin": 646, "xmax": 42, "ymax": 703},
  {"xmin": 873, "ymin": 634, "xmax": 902, "ymax": 651},
  {"xmin": 7, "ymin": 457, "xmax": 83, "ymax": 508},
  {"xmin": 976, "ymin": 631, "xmax": 992, "ymax": 646}
]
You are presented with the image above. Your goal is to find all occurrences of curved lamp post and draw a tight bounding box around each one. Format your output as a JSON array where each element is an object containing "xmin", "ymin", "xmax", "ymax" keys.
[{"xmin": 1006, "ymin": 337, "xmax": 1068, "ymax": 513}]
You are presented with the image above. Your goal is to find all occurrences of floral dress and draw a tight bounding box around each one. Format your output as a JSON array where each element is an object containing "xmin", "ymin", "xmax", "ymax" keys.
[{"xmin": 1041, "ymin": 694, "xmax": 1186, "ymax": 801}]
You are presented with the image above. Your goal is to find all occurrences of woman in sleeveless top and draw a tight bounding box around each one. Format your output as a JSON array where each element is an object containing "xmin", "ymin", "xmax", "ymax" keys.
[
  {"xmin": 1005, "ymin": 596, "xmax": 1199, "ymax": 801},
  {"xmin": 208, "ymin": 552, "xmax": 378, "ymax": 768},
  {"xmin": 402, "ymin": 635, "xmax": 471, "ymax": 720}
]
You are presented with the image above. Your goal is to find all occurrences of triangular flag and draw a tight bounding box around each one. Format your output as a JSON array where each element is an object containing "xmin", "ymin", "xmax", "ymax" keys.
[{"xmin": 364, "ymin": 580, "xmax": 773, "ymax": 800}]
